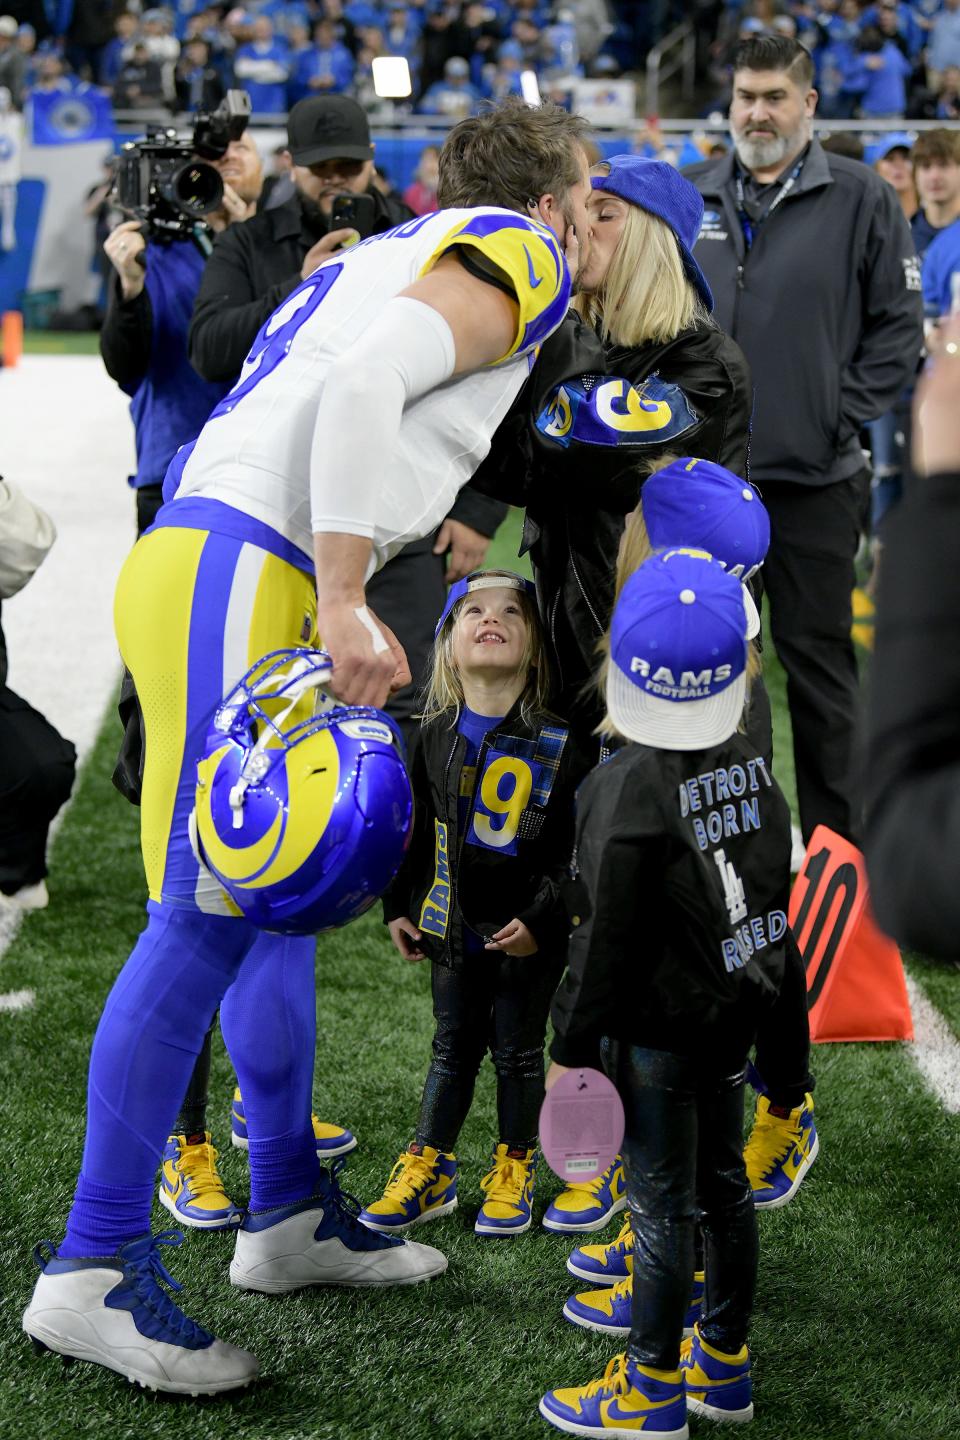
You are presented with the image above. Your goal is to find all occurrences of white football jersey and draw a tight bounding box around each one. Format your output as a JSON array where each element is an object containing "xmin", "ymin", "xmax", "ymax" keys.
[{"xmin": 170, "ymin": 206, "xmax": 570, "ymax": 573}]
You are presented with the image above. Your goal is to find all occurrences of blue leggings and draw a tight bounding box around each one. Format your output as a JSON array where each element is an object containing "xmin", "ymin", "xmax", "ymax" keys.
[{"xmin": 61, "ymin": 906, "xmax": 318, "ymax": 1256}]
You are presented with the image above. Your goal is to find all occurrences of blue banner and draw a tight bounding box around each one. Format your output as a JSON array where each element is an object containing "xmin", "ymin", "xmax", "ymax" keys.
[{"xmin": 30, "ymin": 86, "xmax": 114, "ymax": 146}]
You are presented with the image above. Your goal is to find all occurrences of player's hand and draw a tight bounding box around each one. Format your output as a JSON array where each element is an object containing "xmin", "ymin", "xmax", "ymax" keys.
[
  {"xmin": 545, "ymin": 1061, "xmax": 569, "ymax": 1092},
  {"xmin": 316, "ymin": 598, "xmax": 411, "ymax": 707},
  {"xmin": 104, "ymin": 220, "xmax": 146, "ymax": 300},
  {"xmin": 389, "ymin": 917, "xmax": 425, "ymax": 961},
  {"xmin": 562, "ymin": 222, "xmax": 581, "ymax": 286},
  {"xmin": 433, "ymin": 518, "xmax": 489, "ymax": 582},
  {"xmin": 301, "ymin": 228, "xmax": 360, "ymax": 279},
  {"xmin": 485, "ymin": 918, "xmax": 538, "ymax": 956},
  {"xmin": 914, "ymin": 316, "xmax": 960, "ymax": 475}
]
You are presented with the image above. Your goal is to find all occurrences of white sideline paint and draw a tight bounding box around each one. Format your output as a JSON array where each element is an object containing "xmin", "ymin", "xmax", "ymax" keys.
[
  {"xmin": 1, "ymin": 356, "xmax": 135, "ymax": 1009},
  {"xmin": 1, "ymin": 355, "xmax": 135, "ymax": 753},
  {"xmin": 0, "ymin": 989, "xmax": 35, "ymax": 1013},
  {"xmin": 905, "ymin": 975, "xmax": 960, "ymax": 1115}
]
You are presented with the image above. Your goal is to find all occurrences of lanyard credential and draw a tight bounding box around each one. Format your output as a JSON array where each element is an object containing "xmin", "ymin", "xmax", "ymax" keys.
[{"xmin": 735, "ymin": 150, "xmax": 807, "ymax": 250}]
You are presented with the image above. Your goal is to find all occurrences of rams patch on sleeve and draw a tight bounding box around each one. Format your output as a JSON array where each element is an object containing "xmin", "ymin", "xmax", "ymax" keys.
[
  {"xmin": 534, "ymin": 373, "xmax": 701, "ymax": 449},
  {"xmin": 421, "ymin": 211, "xmax": 571, "ymax": 363}
]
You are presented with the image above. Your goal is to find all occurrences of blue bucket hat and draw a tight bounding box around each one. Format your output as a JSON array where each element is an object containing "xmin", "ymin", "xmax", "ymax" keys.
[{"xmin": 592, "ymin": 155, "xmax": 714, "ymax": 313}]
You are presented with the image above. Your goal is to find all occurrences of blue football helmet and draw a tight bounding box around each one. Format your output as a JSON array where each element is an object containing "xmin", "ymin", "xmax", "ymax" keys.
[{"xmin": 193, "ymin": 648, "xmax": 413, "ymax": 935}]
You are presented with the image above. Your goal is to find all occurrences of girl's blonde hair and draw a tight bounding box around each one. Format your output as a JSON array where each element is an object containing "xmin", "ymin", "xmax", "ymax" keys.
[
  {"xmin": 419, "ymin": 569, "xmax": 552, "ymax": 727},
  {"xmin": 573, "ymin": 200, "xmax": 710, "ymax": 347},
  {"xmin": 594, "ymin": 458, "xmax": 762, "ymax": 740}
]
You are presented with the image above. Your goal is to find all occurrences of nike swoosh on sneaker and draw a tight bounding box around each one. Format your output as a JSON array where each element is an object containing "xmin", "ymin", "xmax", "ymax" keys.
[
  {"xmin": 423, "ymin": 1182, "xmax": 451, "ymax": 1207},
  {"xmin": 602, "ymin": 1395, "xmax": 677, "ymax": 1422},
  {"xmin": 523, "ymin": 244, "xmax": 543, "ymax": 289}
]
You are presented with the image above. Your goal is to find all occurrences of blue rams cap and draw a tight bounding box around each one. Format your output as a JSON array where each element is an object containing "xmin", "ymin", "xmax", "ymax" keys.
[
  {"xmin": 592, "ymin": 155, "xmax": 714, "ymax": 313},
  {"xmin": 607, "ymin": 550, "xmax": 748, "ymax": 751},
  {"xmin": 434, "ymin": 570, "xmax": 537, "ymax": 639},
  {"xmin": 641, "ymin": 457, "xmax": 769, "ymax": 639}
]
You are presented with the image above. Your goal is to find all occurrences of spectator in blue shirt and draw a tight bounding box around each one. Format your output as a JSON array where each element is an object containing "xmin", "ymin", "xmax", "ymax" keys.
[
  {"xmin": 921, "ymin": 213, "xmax": 960, "ymax": 323},
  {"xmin": 233, "ymin": 14, "xmax": 290, "ymax": 112},
  {"xmin": 288, "ymin": 16, "xmax": 354, "ymax": 102},
  {"xmin": 417, "ymin": 54, "xmax": 483, "ymax": 114},
  {"xmin": 485, "ymin": 36, "xmax": 525, "ymax": 97},
  {"xmin": 857, "ymin": 25, "xmax": 913, "ymax": 115},
  {"xmin": 927, "ymin": 0, "xmax": 960, "ymax": 83},
  {"xmin": 912, "ymin": 127, "xmax": 960, "ymax": 259},
  {"xmin": 98, "ymin": 11, "xmax": 137, "ymax": 88}
]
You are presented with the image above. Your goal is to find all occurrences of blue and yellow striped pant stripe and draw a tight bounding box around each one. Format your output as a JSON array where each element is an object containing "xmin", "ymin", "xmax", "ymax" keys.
[{"xmin": 114, "ymin": 525, "xmax": 317, "ymax": 913}]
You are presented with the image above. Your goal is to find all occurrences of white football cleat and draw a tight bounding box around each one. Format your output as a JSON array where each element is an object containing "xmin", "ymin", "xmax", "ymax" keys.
[
  {"xmin": 22, "ymin": 1231, "xmax": 259, "ymax": 1395},
  {"xmin": 230, "ymin": 1165, "xmax": 448, "ymax": 1294}
]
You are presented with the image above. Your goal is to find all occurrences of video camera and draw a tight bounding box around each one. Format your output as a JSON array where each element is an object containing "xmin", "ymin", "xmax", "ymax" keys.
[{"xmin": 114, "ymin": 90, "xmax": 252, "ymax": 240}]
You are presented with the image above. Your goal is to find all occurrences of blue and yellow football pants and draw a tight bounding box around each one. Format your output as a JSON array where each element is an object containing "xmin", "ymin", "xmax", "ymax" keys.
[
  {"xmin": 114, "ymin": 523, "xmax": 318, "ymax": 913},
  {"xmin": 62, "ymin": 526, "xmax": 322, "ymax": 1253}
]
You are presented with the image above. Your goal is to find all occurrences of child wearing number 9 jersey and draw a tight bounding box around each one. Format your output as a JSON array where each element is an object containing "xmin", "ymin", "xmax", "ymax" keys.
[{"xmin": 360, "ymin": 570, "xmax": 590, "ymax": 1239}]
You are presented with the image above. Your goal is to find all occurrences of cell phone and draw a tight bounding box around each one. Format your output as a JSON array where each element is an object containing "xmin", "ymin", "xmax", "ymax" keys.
[{"xmin": 330, "ymin": 192, "xmax": 377, "ymax": 240}]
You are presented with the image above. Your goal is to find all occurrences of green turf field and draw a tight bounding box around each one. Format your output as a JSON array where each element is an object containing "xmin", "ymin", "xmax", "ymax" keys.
[{"xmin": 1, "ymin": 512, "xmax": 958, "ymax": 1440}]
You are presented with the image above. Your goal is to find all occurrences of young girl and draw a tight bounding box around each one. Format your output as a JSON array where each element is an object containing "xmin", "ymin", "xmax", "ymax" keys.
[
  {"xmin": 540, "ymin": 549, "xmax": 792, "ymax": 1436},
  {"xmin": 360, "ymin": 569, "xmax": 588, "ymax": 1238}
]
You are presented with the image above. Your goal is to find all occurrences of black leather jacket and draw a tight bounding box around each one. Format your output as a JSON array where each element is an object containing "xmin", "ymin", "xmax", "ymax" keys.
[
  {"xmin": 474, "ymin": 313, "xmax": 753, "ymax": 733},
  {"xmin": 382, "ymin": 699, "xmax": 592, "ymax": 968}
]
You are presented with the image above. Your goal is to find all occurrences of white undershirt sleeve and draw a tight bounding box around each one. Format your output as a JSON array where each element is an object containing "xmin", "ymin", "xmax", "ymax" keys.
[{"xmin": 309, "ymin": 295, "xmax": 457, "ymax": 542}]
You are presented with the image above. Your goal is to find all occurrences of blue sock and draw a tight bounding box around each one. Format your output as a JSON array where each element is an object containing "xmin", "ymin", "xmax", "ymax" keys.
[
  {"xmin": 247, "ymin": 1127, "xmax": 321, "ymax": 1212},
  {"xmin": 220, "ymin": 931, "xmax": 320, "ymax": 1210},
  {"xmin": 60, "ymin": 904, "xmax": 257, "ymax": 1258},
  {"xmin": 58, "ymin": 1178, "xmax": 156, "ymax": 1259}
]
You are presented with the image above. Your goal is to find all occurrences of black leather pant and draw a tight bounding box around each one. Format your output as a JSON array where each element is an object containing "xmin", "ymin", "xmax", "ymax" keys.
[
  {"xmin": 606, "ymin": 1040, "xmax": 757, "ymax": 1369},
  {"xmin": 416, "ymin": 955, "xmax": 562, "ymax": 1153}
]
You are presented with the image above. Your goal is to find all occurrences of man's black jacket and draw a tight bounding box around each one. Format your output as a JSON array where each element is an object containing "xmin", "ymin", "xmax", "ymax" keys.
[
  {"xmin": 866, "ymin": 470, "xmax": 960, "ymax": 957},
  {"xmin": 188, "ymin": 187, "xmax": 507, "ymax": 538},
  {"xmin": 684, "ymin": 141, "xmax": 923, "ymax": 487},
  {"xmin": 188, "ymin": 185, "xmax": 411, "ymax": 384},
  {"xmin": 382, "ymin": 699, "xmax": 592, "ymax": 968},
  {"xmin": 550, "ymin": 735, "xmax": 792, "ymax": 1071},
  {"xmin": 472, "ymin": 312, "xmax": 752, "ymax": 730}
]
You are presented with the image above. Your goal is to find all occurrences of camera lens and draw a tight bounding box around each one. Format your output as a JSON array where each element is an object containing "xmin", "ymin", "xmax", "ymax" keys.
[{"xmin": 167, "ymin": 160, "xmax": 223, "ymax": 217}]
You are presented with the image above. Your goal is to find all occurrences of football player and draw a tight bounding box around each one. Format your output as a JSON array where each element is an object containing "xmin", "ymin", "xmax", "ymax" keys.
[{"xmin": 23, "ymin": 97, "xmax": 592, "ymax": 1394}]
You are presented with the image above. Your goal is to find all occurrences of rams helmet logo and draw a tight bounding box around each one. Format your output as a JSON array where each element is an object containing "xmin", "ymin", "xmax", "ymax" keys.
[{"xmin": 194, "ymin": 648, "xmax": 413, "ymax": 934}]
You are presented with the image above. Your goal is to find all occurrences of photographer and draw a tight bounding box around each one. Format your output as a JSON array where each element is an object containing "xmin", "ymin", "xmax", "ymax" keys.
[
  {"xmin": 188, "ymin": 93, "xmax": 507, "ymax": 737},
  {"xmin": 100, "ymin": 109, "xmax": 263, "ymax": 535}
]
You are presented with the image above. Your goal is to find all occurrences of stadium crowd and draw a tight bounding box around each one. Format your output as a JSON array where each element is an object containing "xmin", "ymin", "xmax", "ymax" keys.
[{"xmin": 1, "ymin": 0, "xmax": 959, "ymax": 120}]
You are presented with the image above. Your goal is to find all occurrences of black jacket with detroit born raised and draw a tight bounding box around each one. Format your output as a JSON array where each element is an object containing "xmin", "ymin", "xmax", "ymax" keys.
[{"xmin": 550, "ymin": 733, "xmax": 794, "ymax": 1073}]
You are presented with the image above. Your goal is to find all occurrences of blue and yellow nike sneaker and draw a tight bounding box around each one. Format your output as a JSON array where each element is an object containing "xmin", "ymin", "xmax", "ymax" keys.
[
  {"xmin": 542, "ymin": 1156, "xmax": 626, "ymax": 1233},
  {"xmin": 680, "ymin": 1326, "xmax": 753, "ymax": 1423},
  {"xmin": 23, "ymin": 1231, "xmax": 259, "ymax": 1394},
  {"xmin": 475, "ymin": 1144, "xmax": 537, "ymax": 1236},
  {"xmin": 159, "ymin": 1133, "xmax": 243, "ymax": 1230},
  {"xmin": 540, "ymin": 1352, "xmax": 689, "ymax": 1439},
  {"xmin": 359, "ymin": 1144, "xmax": 458, "ymax": 1232},
  {"xmin": 563, "ymin": 1270, "xmax": 705, "ymax": 1339},
  {"xmin": 567, "ymin": 1216, "xmax": 633, "ymax": 1285},
  {"xmin": 744, "ymin": 1093, "xmax": 818, "ymax": 1209},
  {"xmin": 231, "ymin": 1087, "xmax": 357, "ymax": 1161}
]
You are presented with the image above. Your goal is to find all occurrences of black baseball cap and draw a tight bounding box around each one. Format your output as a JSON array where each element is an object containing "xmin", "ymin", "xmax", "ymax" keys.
[{"xmin": 287, "ymin": 96, "xmax": 373, "ymax": 166}]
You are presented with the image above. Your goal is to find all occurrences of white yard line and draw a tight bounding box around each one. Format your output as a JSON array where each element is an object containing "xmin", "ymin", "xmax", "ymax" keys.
[
  {"xmin": 1, "ymin": 356, "xmax": 135, "ymax": 1008},
  {"xmin": 0, "ymin": 988, "xmax": 35, "ymax": 1013},
  {"xmin": 904, "ymin": 975, "xmax": 960, "ymax": 1115}
]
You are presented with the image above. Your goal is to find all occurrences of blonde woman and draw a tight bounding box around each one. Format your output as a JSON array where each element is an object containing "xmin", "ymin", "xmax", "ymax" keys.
[
  {"xmin": 360, "ymin": 570, "xmax": 591, "ymax": 1240},
  {"xmin": 475, "ymin": 156, "xmax": 753, "ymax": 738}
]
